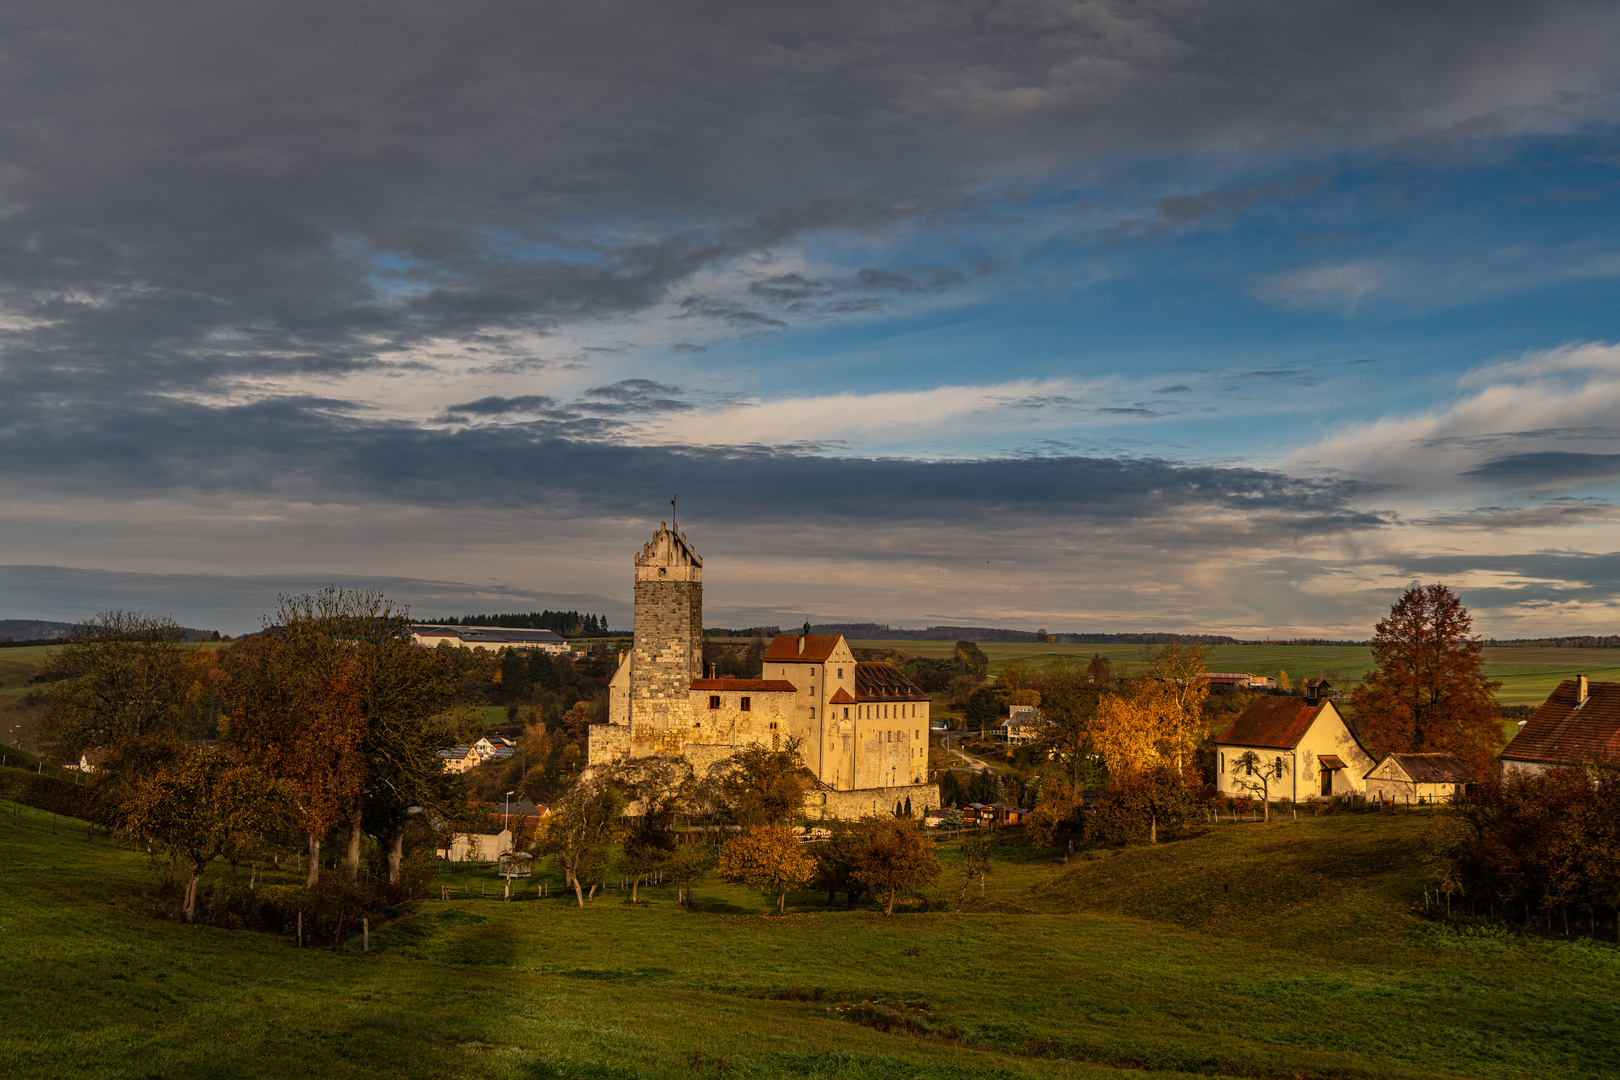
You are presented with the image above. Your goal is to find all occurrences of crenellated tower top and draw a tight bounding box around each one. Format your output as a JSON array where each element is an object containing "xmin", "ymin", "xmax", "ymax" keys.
[{"xmin": 635, "ymin": 521, "xmax": 702, "ymax": 582}]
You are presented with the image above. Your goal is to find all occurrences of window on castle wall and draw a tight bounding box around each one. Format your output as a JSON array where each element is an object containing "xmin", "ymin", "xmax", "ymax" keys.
[
  {"xmin": 810, "ymin": 708, "xmax": 815, "ymax": 719},
  {"xmin": 709, "ymin": 695, "xmax": 721, "ymax": 709},
  {"xmin": 843, "ymin": 708, "xmax": 849, "ymax": 719},
  {"xmin": 740, "ymin": 697, "xmax": 751, "ymax": 711}
]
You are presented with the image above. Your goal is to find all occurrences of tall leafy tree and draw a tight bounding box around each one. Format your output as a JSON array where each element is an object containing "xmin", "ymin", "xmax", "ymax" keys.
[
  {"xmin": 719, "ymin": 738, "xmax": 809, "ymax": 826},
  {"xmin": 1034, "ymin": 658, "xmax": 1104, "ymax": 786},
  {"xmin": 850, "ymin": 818, "xmax": 940, "ymax": 916},
  {"xmin": 42, "ymin": 611, "xmax": 216, "ymax": 755},
  {"xmin": 1350, "ymin": 585, "xmax": 1502, "ymax": 772},
  {"xmin": 533, "ymin": 769, "xmax": 628, "ymax": 906},
  {"xmin": 1028, "ymin": 777, "xmax": 1087, "ymax": 861},
  {"xmin": 219, "ymin": 592, "xmax": 370, "ymax": 887}
]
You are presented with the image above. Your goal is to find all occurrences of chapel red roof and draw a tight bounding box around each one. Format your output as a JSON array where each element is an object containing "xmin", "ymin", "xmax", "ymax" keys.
[
  {"xmin": 1501, "ymin": 679, "xmax": 1620, "ymax": 766},
  {"xmin": 763, "ymin": 634, "xmax": 844, "ymax": 663},
  {"xmin": 690, "ymin": 678, "xmax": 798, "ymax": 693},
  {"xmin": 1213, "ymin": 697, "xmax": 1327, "ymax": 749}
]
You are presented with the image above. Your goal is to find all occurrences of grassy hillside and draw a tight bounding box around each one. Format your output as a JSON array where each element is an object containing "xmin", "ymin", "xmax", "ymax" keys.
[
  {"xmin": 853, "ymin": 640, "xmax": 1620, "ymax": 704},
  {"xmin": 3, "ymin": 779, "xmax": 1617, "ymax": 1080}
]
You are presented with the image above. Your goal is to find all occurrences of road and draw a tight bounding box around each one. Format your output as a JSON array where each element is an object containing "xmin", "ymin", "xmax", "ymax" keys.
[{"xmin": 937, "ymin": 730, "xmax": 996, "ymax": 772}]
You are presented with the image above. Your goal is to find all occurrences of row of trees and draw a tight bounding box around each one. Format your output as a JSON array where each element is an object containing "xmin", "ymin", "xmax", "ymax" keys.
[
  {"xmin": 1429, "ymin": 764, "xmax": 1620, "ymax": 934},
  {"xmin": 42, "ymin": 593, "xmax": 477, "ymax": 920}
]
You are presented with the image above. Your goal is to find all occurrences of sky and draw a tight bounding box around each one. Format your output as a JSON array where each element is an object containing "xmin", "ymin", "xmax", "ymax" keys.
[{"xmin": 2, "ymin": 0, "xmax": 1620, "ymax": 637}]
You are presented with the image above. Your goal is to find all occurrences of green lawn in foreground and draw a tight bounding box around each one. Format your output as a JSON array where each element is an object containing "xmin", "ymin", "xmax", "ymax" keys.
[{"xmin": 4, "ymin": 780, "xmax": 1618, "ymax": 1080}]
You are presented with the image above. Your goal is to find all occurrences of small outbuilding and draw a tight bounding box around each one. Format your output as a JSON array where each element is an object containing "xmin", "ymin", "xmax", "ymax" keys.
[{"xmin": 1362, "ymin": 752, "xmax": 1475, "ymax": 804}]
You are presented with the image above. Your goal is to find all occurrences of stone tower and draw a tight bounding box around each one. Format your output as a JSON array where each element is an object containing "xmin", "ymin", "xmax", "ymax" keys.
[{"xmin": 629, "ymin": 522, "xmax": 703, "ymax": 742}]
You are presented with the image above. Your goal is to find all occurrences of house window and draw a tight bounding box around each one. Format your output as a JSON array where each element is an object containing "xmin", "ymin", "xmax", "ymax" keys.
[
  {"xmin": 740, "ymin": 696, "xmax": 751, "ymax": 712},
  {"xmin": 709, "ymin": 695, "xmax": 721, "ymax": 709},
  {"xmin": 837, "ymin": 668, "xmax": 843, "ymax": 679},
  {"xmin": 843, "ymin": 708, "xmax": 848, "ymax": 719},
  {"xmin": 810, "ymin": 707, "xmax": 815, "ymax": 719}
]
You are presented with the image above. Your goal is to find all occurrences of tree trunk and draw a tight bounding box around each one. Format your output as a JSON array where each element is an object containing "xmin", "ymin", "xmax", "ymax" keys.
[
  {"xmin": 776, "ymin": 887, "xmax": 786, "ymax": 914},
  {"xmin": 980, "ymin": 870, "xmax": 986, "ymax": 895},
  {"xmin": 631, "ymin": 875, "xmax": 639, "ymax": 903},
  {"xmin": 958, "ymin": 882, "xmax": 968, "ymax": 913},
  {"xmin": 1064, "ymin": 836, "xmax": 1073, "ymax": 864},
  {"xmin": 587, "ymin": 883, "xmax": 598, "ymax": 901},
  {"xmin": 827, "ymin": 883, "xmax": 837, "ymax": 906},
  {"xmin": 345, "ymin": 809, "xmax": 362, "ymax": 882},
  {"xmin": 387, "ymin": 827, "xmax": 405, "ymax": 885},
  {"xmin": 183, "ymin": 868, "xmax": 201, "ymax": 923},
  {"xmin": 884, "ymin": 885, "xmax": 896, "ymax": 917},
  {"xmin": 250, "ymin": 862, "xmax": 259, "ymax": 890},
  {"xmin": 163, "ymin": 849, "xmax": 177, "ymax": 889},
  {"xmin": 1150, "ymin": 814, "xmax": 1157, "ymax": 844},
  {"xmin": 306, "ymin": 836, "xmax": 322, "ymax": 887}
]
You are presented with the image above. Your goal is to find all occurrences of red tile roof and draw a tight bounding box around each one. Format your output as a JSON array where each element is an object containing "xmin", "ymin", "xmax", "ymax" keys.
[
  {"xmin": 1213, "ymin": 698, "xmax": 1326, "ymax": 749},
  {"xmin": 855, "ymin": 662, "xmax": 928, "ymax": 702},
  {"xmin": 690, "ymin": 678, "xmax": 798, "ymax": 693},
  {"xmin": 763, "ymin": 634, "xmax": 844, "ymax": 662},
  {"xmin": 1501, "ymin": 679, "xmax": 1620, "ymax": 766},
  {"xmin": 828, "ymin": 688, "xmax": 857, "ymax": 704}
]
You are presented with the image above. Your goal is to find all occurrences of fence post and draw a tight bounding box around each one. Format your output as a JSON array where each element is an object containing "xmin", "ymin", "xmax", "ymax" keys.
[
  {"xmin": 363, "ymin": 918, "xmax": 369, "ymax": 953},
  {"xmin": 297, "ymin": 910, "xmax": 303, "ymax": 948}
]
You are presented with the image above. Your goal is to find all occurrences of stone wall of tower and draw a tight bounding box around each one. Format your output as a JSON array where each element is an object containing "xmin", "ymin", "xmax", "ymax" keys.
[
  {"xmin": 626, "ymin": 522, "xmax": 703, "ymax": 753},
  {"xmin": 629, "ymin": 578, "xmax": 702, "ymax": 744}
]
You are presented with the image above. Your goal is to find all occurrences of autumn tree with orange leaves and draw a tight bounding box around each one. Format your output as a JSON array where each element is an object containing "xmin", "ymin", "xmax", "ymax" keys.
[
  {"xmin": 221, "ymin": 589, "xmax": 464, "ymax": 888},
  {"xmin": 1350, "ymin": 585, "xmax": 1502, "ymax": 775},
  {"xmin": 220, "ymin": 593, "xmax": 369, "ymax": 888}
]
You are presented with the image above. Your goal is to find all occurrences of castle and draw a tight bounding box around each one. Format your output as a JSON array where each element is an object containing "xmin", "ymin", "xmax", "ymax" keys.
[{"xmin": 588, "ymin": 523, "xmax": 940, "ymax": 819}]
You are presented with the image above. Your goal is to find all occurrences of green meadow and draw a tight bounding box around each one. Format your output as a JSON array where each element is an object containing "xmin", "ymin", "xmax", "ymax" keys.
[
  {"xmin": 853, "ymin": 641, "xmax": 1620, "ymax": 704},
  {"xmin": 5, "ymin": 776, "xmax": 1619, "ymax": 1080}
]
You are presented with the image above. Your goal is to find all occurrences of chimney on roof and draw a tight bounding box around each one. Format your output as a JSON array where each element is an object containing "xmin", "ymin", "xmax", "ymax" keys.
[
  {"xmin": 1578, "ymin": 674, "xmax": 1589, "ymax": 706},
  {"xmin": 707, "ymin": 662, "xmax": 716, "ymax": 679}
]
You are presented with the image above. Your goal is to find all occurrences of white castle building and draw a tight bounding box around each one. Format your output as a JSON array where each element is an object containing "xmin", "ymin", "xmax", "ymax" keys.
[{"xmin": 588, "ymin": 523, "xmax": 939, "ymax": 819}]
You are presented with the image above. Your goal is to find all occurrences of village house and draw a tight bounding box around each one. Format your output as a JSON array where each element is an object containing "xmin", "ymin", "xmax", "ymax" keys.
[
  {"xmin": 412, "ymin": 625, "xmax": 569, "ymax": 654},
  {"xmin": 589, "ymin": 523, "xmax": 939, "ymax": 818},
  {"xmin": 1001, "ymin": 705, "xmax": 1039, "ymax": 744},
  {"xmin": 1362, "ymin": 752, "xmax": 1475, "ymax": 804},
  {"xmin": 446, "ymin": 828, "xmax": 512, "ymax": 863},
  {"xmin": 1213, "ymin": 681, "xmax": 1374, "ymax": 799},
  {"xmin": 437, "ymin": 745, "xmax": 480, "ymax": 774},
  {"xmin": 472, "ymin": 736, "xmax": 517, "ymax": 763},
  {"xmin": 1500, "ymin": 676, "xmax": 1620, "ymax": 775}
]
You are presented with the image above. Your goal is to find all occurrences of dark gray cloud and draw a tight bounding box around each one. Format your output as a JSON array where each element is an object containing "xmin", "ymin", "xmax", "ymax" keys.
[
  {"xmin": 1383, "ymin": 550, "xmax": 1620, "ymax": 607},
  {"xmin": 0, "ymin": 0, "xmax": 1610, "ymax": 411},
  {"xmin": 1460, "ymin": 451, "xmax": 1620, "ymax": 486},
  {"xmin": 0, "ymin": 392, "xmax": 1380, "ymax": 532}
]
